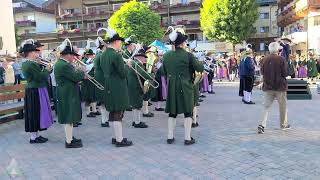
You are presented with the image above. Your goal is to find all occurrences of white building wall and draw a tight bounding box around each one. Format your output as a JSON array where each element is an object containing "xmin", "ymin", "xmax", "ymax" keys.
[
  {"xmin": 34, "ymin": 12, "xmax": 56, "ymax": 33},
  {"xmin": 0, "ymin": 0, "xmax": 16, "ymax": 53}
]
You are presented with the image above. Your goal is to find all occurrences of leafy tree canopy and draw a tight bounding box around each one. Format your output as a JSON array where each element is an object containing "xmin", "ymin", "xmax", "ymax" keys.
[
  {"xmin": 109, "ymin": 0, "xmax": 163, "ymax": 45},
  {"xmin": 200, "ymin": 0, "xmax": 258, "ymax": 44}
]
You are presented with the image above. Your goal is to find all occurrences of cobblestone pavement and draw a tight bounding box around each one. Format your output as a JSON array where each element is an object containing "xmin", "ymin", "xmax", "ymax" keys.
[{"xmin": 1, "ymin": 85, "xmax": 320, "ymax": 180}]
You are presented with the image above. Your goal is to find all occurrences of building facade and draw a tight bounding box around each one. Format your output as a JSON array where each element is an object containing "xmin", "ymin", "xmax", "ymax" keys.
[
  {"xmin": 0, "ymin": 0, "xmax": 16, "ymax": 53},
  {"xmin": 277, "ymin": 0, "xmax": 320, "ymax": 56},
  {"xmin": 247, "ymin": 0, "xmax": 278, "ymax": 55},
  {"xmin": 13, "ymin": 0, "xmax": 56, "ymax": 47}
]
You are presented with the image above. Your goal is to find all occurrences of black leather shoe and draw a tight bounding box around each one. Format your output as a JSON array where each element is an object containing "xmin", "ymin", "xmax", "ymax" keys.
[
  {"xmin": 143, "ymin": 112, "xmax": 154, "ymax": 117},
  {"xmin": 208, "ymin": 91, "xmax": 215, "ymax": 94},
  {"xmin": 87, "ymin": 112, "xmax": 96, "ymax": 118},
  {"xmin": 167, "ymin": 138, "xmax": 175, "ymax": 144},
  {"xmin": 132, "ymin": 122, "xmax": 148, "ymax": 128},
  {"xmin": 94, "ymin": 111, "xmax": 101, "ymax": 115},
  {"xmin": 112, "ymin": 138, "xmax": 127, "ymax": 144},
  {"xmin": 184, "ymin": 137, "xmax": 196, "ymax": 145},
  {"xmin": 199, "ymin": 99, "xmax": 204, "ymax": 102},
  {"xmin": 200, "ymin": 95, "xmax": 206, "ymax": 98},
  {"xmin": 77, "ymin": 122, "xmax": 82, "ymax": 126},
  {"xmin": 196, "ymin": 103, "xmax": 200, "ymax": 106},
  {"xmin": 37, "ymin": 136, "xmax": 48, "ymax": 142},
  {"xmin": 30, "ymin": 137, "xmax": 48, "ymax": 144},
  {"xmin": 101, "ymin": 122, "xmax": 109, "ymax": 127},
  {"xmin": 126, "ymin": 108, "xmax": 133, "ymax": 111},
  {"xmin": 72, "ymin": 137, "xmax": 82, "ymax": 143},
  {"xmin": 155, "ymin": 107, "xmax": 164, "ymax": 111},
  {"xmin": 73, "ymin": 124, "xmax": 78, "ymax": 127},
  {"xmin": 115, "ymin": 138, "xmax": 133, "ymax": 147},
  {"xmin": 148, "ymin": 102, "xmax": 152, "ymax": 106},
  {"xmin": 65, "ymin": 140, "xmax": 83, "ymax": 148},
  {"xmin": 192, "ymin": 122, "xmax": 199, "ymax": 128}
]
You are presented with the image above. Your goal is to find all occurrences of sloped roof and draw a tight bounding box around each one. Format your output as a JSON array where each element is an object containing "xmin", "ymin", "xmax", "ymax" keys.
[{"xmin": 23, "ymin": 0, "xmax": 48, "ymax": 8}]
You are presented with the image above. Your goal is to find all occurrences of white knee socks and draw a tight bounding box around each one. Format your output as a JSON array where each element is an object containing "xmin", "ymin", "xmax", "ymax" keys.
[
  {"xmin": 86, "ymin": 106, "xmax": 91, "ymax": 115},
  {"xmin": 167, "ymin": 117, "xmax": 176, "ymax": 139},
  {"xmin": 64, "ymin": 124, "xmax": 73, "ymax": 143},
  {"xmin": 113, "ymin": 121, "xmax": 123, "ymax": 142},
  {"xmin": 133, "ymin": 109, "xmax": 141, "ymax": 124},
  {"xmin": 142, "ymin": 101, "xmax": 149, "ymax": 114},
  {"xmin": 100, "ymin": 106, "xmax": 108, "ymax": 124},
  {"xmin": 30, "ymin": 132, "xmax": 37, "ymax": 140},
  {"xmin": 91, "ymin": 102, "xmax": 97, "ymax": 113},
  {"xmin": 193, "ymin": 107, "xmax": 197, "ymax": 124},
  {"xmin": 208, "ymin": 85, "xmax": 212, "ymax": 92},
  {"xmin": 184, "ymin": 117, "xmax": 192, "ymax": 141}
]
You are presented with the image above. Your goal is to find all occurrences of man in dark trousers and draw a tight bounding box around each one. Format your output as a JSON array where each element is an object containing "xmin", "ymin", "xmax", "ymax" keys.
[{"xmin": 239, "ymin": 47, "xmax": 255, "ymax": 104}]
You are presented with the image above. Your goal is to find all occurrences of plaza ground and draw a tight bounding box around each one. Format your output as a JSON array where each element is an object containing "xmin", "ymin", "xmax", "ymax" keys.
[{"xmin": 1, "ymin": 84, "xmax": 320, "ymax": 180}]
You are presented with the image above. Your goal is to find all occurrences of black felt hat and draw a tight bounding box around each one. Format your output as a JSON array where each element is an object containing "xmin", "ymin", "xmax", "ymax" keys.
[
  {"xmin": 60, "ymin": 45, "xmax": 79, "ymax": 56},
  {"xmin": 35, "ymin": 41, "xmax": 44, "ymax": 48},
  {"xmin": 106, "ymin": 34, "xmax": 125, "ymax": 43},
  {"xmin": 21, "ymin": 43, "xmax": 40, "ymax": 53},
  {"xmin": 170, "ymin": 32, "xmax": 188, "ymax": 46}
]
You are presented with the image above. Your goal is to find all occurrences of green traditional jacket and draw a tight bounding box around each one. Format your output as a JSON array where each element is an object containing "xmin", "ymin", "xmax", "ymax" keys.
[
  {"xmin": 307, "ymin": 58, "xmax": 318, "ymax": 77},
  {"xmin": 127, "ymin": 59, "xmax": 150, "ymax": 109},
  {"xmin": 81, "ymin": 57, "xmax": 96, "ymax": 102},
  {"xmin": 100, "ymin": 48, "xmax": 129, "ymax": 112},
  {"xmin": 163, "ymin": 47, "xmax": 204, "ymax": 115},
  {"xmin": 22, "ymin": 60, "xmax": 50, "ymax": 88},
  {"xmin": 54, "ymin": 59, "xmax": 85, "ymax": 124},
  {"xmin": 94, "ymin": 50, "xmax": 105, "ymax": 102}
]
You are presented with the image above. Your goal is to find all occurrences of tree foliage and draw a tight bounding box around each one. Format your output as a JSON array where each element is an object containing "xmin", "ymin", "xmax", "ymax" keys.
[
  {"xmin": 15, "ymin": 26, "xmax": 21, "ymax": 48},
  {"xmin": 200, "ymin": 0, "xmax": 258, "ymax": 44},
  {"xmin": 109, "ymin": 0, "xmax": 163, "ymax": 45}
]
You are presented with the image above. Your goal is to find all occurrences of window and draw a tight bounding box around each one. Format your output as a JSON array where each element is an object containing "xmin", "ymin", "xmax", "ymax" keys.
[
  {"xmin": 96, "ymin": 22, "xmax": 103, "ymax": 28},
  {"xmin": 70, "ymin": 24, "xmax": 78, "ymax": 30},
  {"xmin": 259, "ymin": 43, "xmax": 265, "ymax": 51},
  {"xmin": 314, "ymin": 16, "xmax": 320, "ymax": 26},
  {"xmin": 260, "ymin": 13, "xmax": 269, "ymax": 19},
  {"xmin": 23, "ymin": 16, "xmax": 28, "ymax": 21},
  {"xmin": 189, "ymin": 34, "xmax": 198, "ymax": 41},
  {"xmin": 260, "ymin": 26, "xmax": 269, "ymax": 33}
]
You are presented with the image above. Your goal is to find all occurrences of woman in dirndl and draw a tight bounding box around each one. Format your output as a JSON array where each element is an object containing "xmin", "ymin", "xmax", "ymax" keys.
[
  {"xmin": 20, "ymin": 40, "xmax": 53, "ymax": 144},
  {"xmin": 298, "ymin": 57, "xmax": 307, "ymax": 78}
]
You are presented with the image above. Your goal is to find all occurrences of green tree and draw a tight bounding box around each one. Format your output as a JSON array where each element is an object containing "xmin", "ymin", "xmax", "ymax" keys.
[
  {"xmin": 109, "ymin": 0, "xmax": 163, "ymax": 45},
  {"xmin": 200, "ymin": 0, "xmax": 258, "ymax": 44},
  {"xmin": 15, "ymin": 26, "xmax": 21, "ymax": 47}
]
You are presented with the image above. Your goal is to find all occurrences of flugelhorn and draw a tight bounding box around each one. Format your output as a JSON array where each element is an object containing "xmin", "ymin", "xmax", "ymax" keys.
[{"xmin": 73, "ymin": 58, "xmax": 104, "ymax": 91}]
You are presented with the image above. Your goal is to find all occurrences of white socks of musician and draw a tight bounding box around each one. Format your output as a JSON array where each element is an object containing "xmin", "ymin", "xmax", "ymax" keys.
[
  {"xmin": 91, "ymin": 102, "xmax": 97, "ymax": 113},
  {"xmin": 100, "ymin": 106, "xmax": 108, "ymax": 124},
  {"xmin": 133, "ymin": 109, "xmax": 141, "ymax": 124},
  {"xmin": 167, "ymin": 118, "xmax": 176, "ymax": 139},
  {"xmin": 193, "ymin": 107, "xmax": 197, "ymax": 124},
  {"xmin": 142, "ymin": 101, "xmax": 149, "ymax": 114},
  {"xmin": 156, "ymin": 102, "xmax": 161, "ymax": 109},
  {"xmin": 184, "ymin": 118, "xmax": 192, "ymax": 141},
  {"xmin": 243, "ymin": 91, "xmax": 252, "ymax": 102},
  {"xmin": 86, "ymin": 106, "xmax": 91, "ymax": 115},
  {"xmin": 64, "ymin": 124, "xmax": 73, "ymax": 143},
  {"xmin": 247, "ymin": 92, "xmax": 251, "ymax": 102},
  {"xmin": 208, "ymin": 85, "xmax": 212, "ymax": 92},
  {"xmin": 113, "ymin": 121, "xmax": 123, "ymax": 142}
]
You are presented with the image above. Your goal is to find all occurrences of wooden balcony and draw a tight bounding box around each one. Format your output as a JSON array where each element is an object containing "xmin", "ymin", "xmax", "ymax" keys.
[
  {"xmin": 57, "ymin": 13, "xmax": 83, "ymax": 23},
  {"xmin": 15, "ymin": 20, "xmax": 36, "ymax": 27},
  {"xmin": 20, "ymin": 32, "xmax": 58, "ymax": 41},
  {"xmin": 152, "ymin": 2, "xmax": 201, "ymax": 16}
]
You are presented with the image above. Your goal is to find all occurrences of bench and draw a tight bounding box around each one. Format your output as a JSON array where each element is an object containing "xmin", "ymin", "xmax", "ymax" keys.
[{"xmin": 0, "ymin": 84, "xmax": 25, "ymax": 122}]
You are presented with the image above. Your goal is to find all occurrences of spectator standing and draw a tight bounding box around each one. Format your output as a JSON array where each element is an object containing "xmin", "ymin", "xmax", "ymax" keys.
[
  {"xmin": 12, "ymin": 59, "xmax": 22, "ymax": 84},
  {"xmin": 258, "ymin": 42, "xmax": 291, "ymax": 134}
]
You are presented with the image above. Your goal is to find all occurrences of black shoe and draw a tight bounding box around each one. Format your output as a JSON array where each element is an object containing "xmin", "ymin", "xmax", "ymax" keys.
[
  {"xmin": 155, "ymin": 107, "xmax": 164, "ymax": 111},
  {"xmin": 148, "ymin": 102, "xmax": 152, "ymax": 106},
  {"xmin": 208, "ymin": 91, "xmax": 215, "ymax": 94},
  {"xmin": 246, "ymin": 101, "xmax": 255, "ymax": 105},
  {"xmin": 101, "ymin": 122, "xmax": 109, "ymax": 127},
  {"xmin": 87, "ymin": 112, "xmax": 96, "ymax": 118},
  {"xmin": 115, "ymin": 138, "xmax": 133, "ymax": 147},
  {"xmin": 30, "ymin": 137, "xmax": 48, "ymax": 144},
  {"xmin": 94, "ymin": 111, "xmax": 101, "ymax": 116},
  {"xmin": 126, "ymin": 108, "xmax": 133, "ymax": 111},
  {"xmin": 196, "ymin": 103, "xmax": 200, "ymax": 106},
  {"xmin": 167, "ymin": 138, "xmax": 175, "ymax": 144},
  {"xmin": 72, "ymin": 136, "xmax": 82, "ymax": 143},
  {"xmin": 73, "ymin": 124, "xmax": 79, "ymax": 127},
  {"xmin": 200, "ymin": 95, "xmax": 206, "ymax": 98},
  {"xmin": 112, "ymin": 138, "xmax": 127, "ymax": 144},
  {"xmin": 132, "ymin": 122, "xmax": 148, "ymax": 128},
  {"xmin": 77, "ymin": 122, "xmax": 82, "ymax": 125},
  {"xmin": 65, "ymin": 140, "xmax": 83, "ymax": 148},
  {"xmin": 198, "ymin": 99, "xmax": 204, "ymax": 102},
  {"xmin": 37, "ymin": 136, "xmax": 48, "ymax": 142},
  {"xmin": 192, "ymin": 122, "xmax": 199, "ymax": 128},
  {"xmin": 184, "ymin": 137, "xmax": 196, "ymax": 145},
  {"xmin": 257, "ymin": 125, "xmax": 264, "ymax": 134},
  {"xmin": 143, "ymin": 112, "xmax": 154, "ymax": 117}
]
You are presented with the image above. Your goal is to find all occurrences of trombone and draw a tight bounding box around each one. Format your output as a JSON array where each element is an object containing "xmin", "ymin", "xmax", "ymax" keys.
[
  {"xmin": 121, "ymin": 47, "xmax": 159, "ymax": 89},
  {"xmin": 73, "ymin": 58, "xmax": 105, "ymax": 91}
]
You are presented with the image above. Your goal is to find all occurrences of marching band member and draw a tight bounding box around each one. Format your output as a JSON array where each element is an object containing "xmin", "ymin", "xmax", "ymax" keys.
[
  {"xmin": 128, "ymin": 49, "xmax": 149, "ymax": 128},
  {"xmin": 100, "ymin": 29, "xmax": 133, "ymax": 147},
  {"xmin": 94, "ymin": 39, "xmax": 109, "ymax": 127},
  {"xmin": 82, "ymin": 49, "xmax": 101, "ymax": 117},
  {"xmin": 163, "ymin": 28, "xmax": 204, "ymax": 145},
  {"xmin": 20, "ymin": 40, "xmax": 53, "ymax": 144},
  {"xmin": 205, "ymin": 56, "xmax": 215, "ymax": 94},
  {"xmin": 124, "ymin": 38, "xmax": 136, "ymax": 111},
  {"xmin": 153, "ymin": 55, "xmax": 165, "ymax": 111},
  {"xmin": 54, "ymin": 40, "xmax": 85, "ymax": 148}
]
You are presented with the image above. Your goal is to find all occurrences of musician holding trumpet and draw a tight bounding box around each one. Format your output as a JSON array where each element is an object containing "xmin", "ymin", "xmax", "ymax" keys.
[{"xmin": 54, "ymin": 39, "xmax": 86, "ymax": 148}]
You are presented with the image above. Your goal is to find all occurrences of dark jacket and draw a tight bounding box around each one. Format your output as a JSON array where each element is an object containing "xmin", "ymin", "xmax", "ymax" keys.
[
  {"xmin": 261, "ymin": 54, "xmax": 288, "ymax": 91},
  {"xmin": 239, "ymin": 56, "xmax": 255, "ymax": 77}
]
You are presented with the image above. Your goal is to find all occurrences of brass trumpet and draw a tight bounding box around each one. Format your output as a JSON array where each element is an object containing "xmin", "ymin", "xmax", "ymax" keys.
[{"xmin": 73, "ymin": 58, "xmax": 105, "ymax": 91}]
